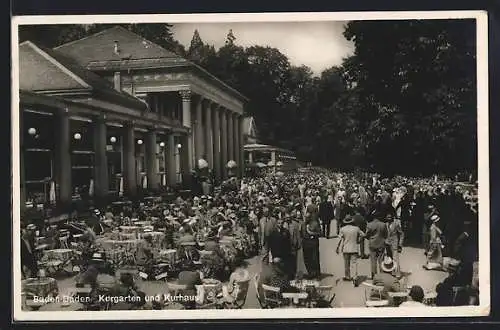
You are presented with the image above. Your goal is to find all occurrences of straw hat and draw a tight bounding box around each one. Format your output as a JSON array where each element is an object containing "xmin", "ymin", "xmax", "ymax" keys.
[
  {"xmin": 430, "ymin": 214, "xmax": 440, "ymax": 223},
  {"xmin": 380, "ymin": 256, "xmax": 397, "ymax": 273},
  {"xmin": 343, "ymin": 215, "xmax": 354, "ymax": 224}
]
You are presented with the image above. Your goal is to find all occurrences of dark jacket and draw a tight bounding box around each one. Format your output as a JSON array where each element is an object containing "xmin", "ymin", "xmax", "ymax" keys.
[
  {"xmin": 268, "ymin": 228, "xmax": 292, "ymax": 259},
  {"xmin": 366, "ymin": 219, "xmax": 388, "ymax": 250},
  {"xmin": 319, "ymin": 201, "xmax": 334, "ymax": 223}
]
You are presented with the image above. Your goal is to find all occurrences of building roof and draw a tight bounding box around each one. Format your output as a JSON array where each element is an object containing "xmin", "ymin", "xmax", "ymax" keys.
[
  {"xmin": 54, "ymin": 26, "xmax": 183, "ymax": 67},
  {"xmin": 19, "ymin": 40, "xmax": 147, "ymax": 111},
  {"xmin": 54, "ymin": 26, "xmax": 248, "ymax": 102}
]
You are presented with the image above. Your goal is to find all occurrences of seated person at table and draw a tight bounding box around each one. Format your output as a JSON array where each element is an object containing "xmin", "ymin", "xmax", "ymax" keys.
[
  {"xmin": 204, "ymin": 229, "xmax": 223, "ymax": 254},
  {"xmin": 177, "ymin": 262, "xmax": 203, "ymax": 309},
  {"xmin": 435, "ymin": 262, "xmax": 473, "ymax": 306},
  {"xmin": 104, "ymin": 207, "xmax": 114, "ymax": 221},
  {"xmin": 108, "ymin": 273, "xmax": 146, "ymax": 310},
  {"xmin": 46, "ymin": 224, "xmax": 60, "ymax": 249},
  {"xmin": 258, "ymin": 257, "xmax": 300, "ymax": 299},
  {"xmin": 223, "ymin": 267, "xmax": 250, "ymax": 303},
  {"xmin": 75, "ymin": 265, "xmax": 116, "ymax": 310},
  {"xmin": 399, "ymin": 285, "xmax": 426, "ymax": 307},
  {"xmin": 372, "ymin": 256, "xmax": 401, "ymax": 299},
  {"xmin": 136, "ymin": 234, "xmax": 155, "ymax": 276}
]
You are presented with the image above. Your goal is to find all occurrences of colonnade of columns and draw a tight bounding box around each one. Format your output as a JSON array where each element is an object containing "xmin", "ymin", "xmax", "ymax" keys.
[
  {"xmin": 34, "ymin": 89, "xmax": 244, "ymax": 208},
  {"xmin": 188, "ymin": 92, "xmax": 245, "ymax": 182}
]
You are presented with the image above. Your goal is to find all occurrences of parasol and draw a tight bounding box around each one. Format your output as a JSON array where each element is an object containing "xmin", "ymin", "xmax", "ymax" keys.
[
  {"xmin": 255, "ymin": 162, "xmax": 267, "ymax": 168},
  {"xmin": 276, "ymin": 161, "xmax": 284, "ymax": 167},
  {"xmin": 227, "ymin": 160, "xmax": 237, "ymax": 168}
]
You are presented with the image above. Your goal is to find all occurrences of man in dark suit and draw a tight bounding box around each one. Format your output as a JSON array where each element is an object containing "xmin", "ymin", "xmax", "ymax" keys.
[
  {"xmin": 21, "ymin": 224, "xmax": 38, "ymax": 278},
  {"xmin": 268, "ymin": 217, "xmax": 293, "ymax": 279},
  {"xmin": 259, "ymin": 207, "xmax": 276, "ymax": 264},
  {"xmin": 319, "ymin": 196, "xmax": 335, "ymax": 238},
  {"xmin": 365, "ymin": 213, "xmax": 388, "ymax": 278}
]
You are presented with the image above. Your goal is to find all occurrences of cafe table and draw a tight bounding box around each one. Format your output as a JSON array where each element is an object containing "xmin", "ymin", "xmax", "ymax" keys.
[{"xmin": 282, "ymin": 292, "xmax": 309, "ymax": 308}]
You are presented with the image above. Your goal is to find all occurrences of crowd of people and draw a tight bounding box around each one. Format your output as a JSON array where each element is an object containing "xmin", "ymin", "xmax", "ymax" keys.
[{"xmin": 20, "ymin": 166, "xmax": 479, "ymax": 310}]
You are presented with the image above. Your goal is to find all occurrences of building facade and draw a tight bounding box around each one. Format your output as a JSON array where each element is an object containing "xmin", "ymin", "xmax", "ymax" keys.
[{"xmin": 18, "ymin": 26, "xmax": 247, "ymax": 209}]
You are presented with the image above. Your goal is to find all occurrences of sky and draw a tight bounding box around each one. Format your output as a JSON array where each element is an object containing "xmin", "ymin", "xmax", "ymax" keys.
[{"xmin": 171, "ymin": 22, "xmax": 355, "ymax": 75}]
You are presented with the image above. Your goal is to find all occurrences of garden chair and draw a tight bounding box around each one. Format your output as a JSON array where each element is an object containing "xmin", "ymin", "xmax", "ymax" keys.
[{"xmin": 361, "ymin": 281, "xmax": 389, "ymax": 307}]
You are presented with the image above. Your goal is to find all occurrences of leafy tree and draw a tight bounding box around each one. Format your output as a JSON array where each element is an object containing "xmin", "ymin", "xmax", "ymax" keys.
[
  {"xmin": 187, "ymin": 29, "xmax": 217, "ymax": 68},
  {"xmin": 342, "ymin": 19, "xmax": 476, "ymax": 176}
]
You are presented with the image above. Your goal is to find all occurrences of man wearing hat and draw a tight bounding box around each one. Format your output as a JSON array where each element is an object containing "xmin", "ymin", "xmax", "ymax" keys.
[
  {"xmin": 336, "ymin": 215, "xmax": 365, "ymax": 283},
  {"xmin": 372, "ymin": 256, "xmax": 401, "ymax": 299}
]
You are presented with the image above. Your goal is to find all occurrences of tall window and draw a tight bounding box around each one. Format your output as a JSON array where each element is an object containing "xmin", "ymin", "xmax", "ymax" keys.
[
  {"xmin": 107, "ymin": 126, "xmax": 123, "ymax": 192},
  {"xmin": 157, "ymin": 136, "xmax": 167, "ymax": 186},
  {"xmin": 135, "ymin": 133, "xmax": 146, "ymax": 188},
  {"xmin": 23, "ymin": 109, "xmax": 55, "ymax": 204},
  {"xmin": 70, "ymin": 119, "xmax": 95, "ymax": 198}
]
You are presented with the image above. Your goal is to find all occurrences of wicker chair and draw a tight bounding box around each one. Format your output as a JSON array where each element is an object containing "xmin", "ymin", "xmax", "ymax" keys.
[{"xmin": 361, "ymin": 281, "xmax": 390, "ymax": 307}]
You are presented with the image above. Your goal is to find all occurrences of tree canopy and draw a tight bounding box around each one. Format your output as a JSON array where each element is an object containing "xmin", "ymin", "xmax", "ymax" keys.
[{"xmin": 17, "ymin": 20, "xmax": 477, "ymax": 176}]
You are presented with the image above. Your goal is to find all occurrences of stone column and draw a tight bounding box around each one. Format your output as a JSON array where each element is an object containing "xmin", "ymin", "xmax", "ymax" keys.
[
  {"xmin": 54, "ymin": 108, "xmax": 72, "ymax": 207},
  {"xmin": 212, "ymin": 105, "xmax": 222, "ymax": 183},
  {"xmin": 204, "ymin": 99, "xmax": 214, "ymax": 170},
  {"xmin": 220, "ymin": 108, "xmax": 228, "ymax": 179},
  {"xmin": 123, "ymin": 122, "xmax": 137, "ymax": 197},
  {"xmin": 180, "ymin": 90, "xmax": 194, "ymax": 172},
  {"xmin": 146, "ymin": 128, "xmax": 159, "ymax": 191},
  {"xmin": 232, "ymin": 113, "xmax": 240, "ymax": 177},
  {"xmin": 228, "ymin": 111, "xmax": 235, "ymax": 163},
  {"xmin": 93, "ymin": 114, "xmax": 108, "ymax": 203},
  {"xmin": 195, "ymin": 96, "xmax": 204, "ymax": 163},
  {"xmin": 239, "ymin": 115, "xmax": 245, "ymax": 177},
  {"xmin": 167, "ymin": 133, "xmax": 177, "ymax": 186}
]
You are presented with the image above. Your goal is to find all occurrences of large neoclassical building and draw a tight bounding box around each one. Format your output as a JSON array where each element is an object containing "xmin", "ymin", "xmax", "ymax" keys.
[{"xmin": 18, "ymin": 26, "xmax": 247, "ymax": 208}]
